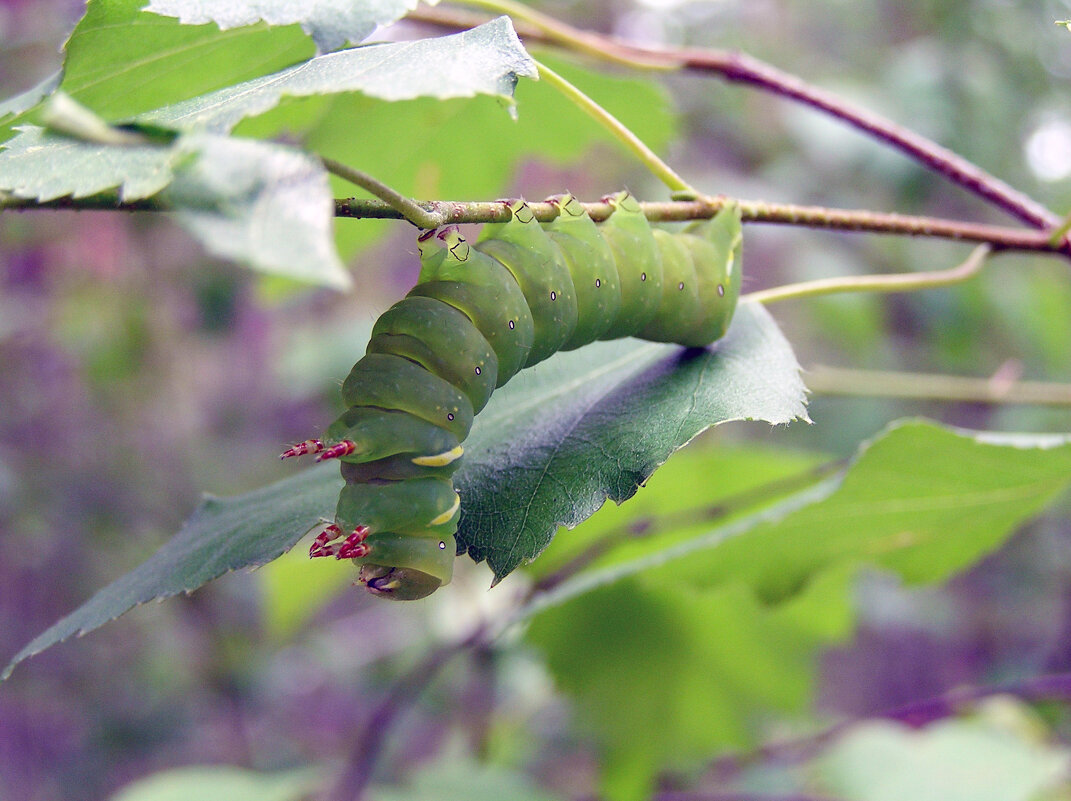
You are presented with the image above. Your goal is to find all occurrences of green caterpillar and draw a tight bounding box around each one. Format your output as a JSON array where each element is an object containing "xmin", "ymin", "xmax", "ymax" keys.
[{"xmin": 282, "ymin": 193, "xmax": 742, "ymax": 599}]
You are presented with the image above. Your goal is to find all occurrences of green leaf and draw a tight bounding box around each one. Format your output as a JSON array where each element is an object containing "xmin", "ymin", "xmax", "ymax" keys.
[
  {"xmin": 457, "ymin": 301, "xmax": 808, "ymax": 580},
  {"xmin": 110, "ymin": 765, "xmax": 322, "ymax": 801},
  {"xmin": 278, "ymin": 54, "xmax": 677, "ymax": 260},
  {"xmin": 524, "ymin": 567, "xmax": 857, "ymax": 801},
  {"xmin": 144, "ymin": 17, "xmax": 538, "ymax": 133},
  {"xmin": 815, "ymin": 703, "xmax": 1070, "ymax": 801},
  {"xmin": 533, "ymin": 420, "xmax": 1071, "ymax": 616},
  {"xmin": 0, "ymin": 126, "xmax": 182, "ymax": 202},
  {"xmin": 1, "ymin": 302, "xmax": 803, "ymax": 678},
  {"xmin": 163, "ymin": 133, "xmax": 350, "ymax": 288},
  {"xmin": 2, "ymin": 462, "xmax": 340, "ymax": 680},
  {"xmin": 0, "ymin": 128, "xmax": 349, "ymax": 287},
  {"xmin": 0, "ymin": 72, "xmax": 62, "ymax": 124},
  {"xmin": 145, "ymin": 0, "xmax": 428, "ymax": 53},
  {"xmin": 660, "ymin": 419, "xmax": 1071, "ymax": 600},
  {"xmin": 58, "ymin": 0, "xmax": 314, "ymax": 123}
]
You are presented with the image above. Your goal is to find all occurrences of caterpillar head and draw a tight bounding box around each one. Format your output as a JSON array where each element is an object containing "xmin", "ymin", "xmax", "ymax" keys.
[{"xmin": 354, "ymin": 532, "xmax": 456, "ymax": 601}]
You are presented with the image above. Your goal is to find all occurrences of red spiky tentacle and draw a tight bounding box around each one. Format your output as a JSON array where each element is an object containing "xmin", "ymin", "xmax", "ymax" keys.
[
  {"xmin": 309, "ymin": 524, "xmax": 371, "ymax": 559},
  {"xmin": 280, "ymin": 439, "xmax": 325, "ymax": 459}
]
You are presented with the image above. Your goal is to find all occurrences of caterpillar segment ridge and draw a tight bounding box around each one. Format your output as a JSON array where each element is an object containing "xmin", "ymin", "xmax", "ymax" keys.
[{"xmin": 281, "ymin": 192, "xmax": 743, "ymax": 600}]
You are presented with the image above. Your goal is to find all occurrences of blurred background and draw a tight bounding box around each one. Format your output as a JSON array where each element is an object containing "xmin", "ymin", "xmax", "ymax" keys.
[{"xmin": 3, "ymin": 0, "xmax": 1071, "ymax": 799}]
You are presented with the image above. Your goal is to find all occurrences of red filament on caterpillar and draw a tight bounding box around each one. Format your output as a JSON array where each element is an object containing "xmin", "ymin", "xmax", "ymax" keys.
[
  {"xmin": 315, "ymin": 440, "xmax": 357, "ymax": 462},
  {"xmin": 309, "ymin": 523, "xmax": 371, "ymax": 559},
  {"xmin": 280, "ymin": 439, "xmax": 325, "ymax": 459}
]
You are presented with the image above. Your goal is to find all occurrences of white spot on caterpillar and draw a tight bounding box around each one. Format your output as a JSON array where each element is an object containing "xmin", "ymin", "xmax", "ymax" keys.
[
  {"xmin": 550, "ymin": 290, "xmax": 557, "ymax": 300},
  {"xmin": 475, "ymin": 366, "xmax": 482, "ymax": 375},
  {"xmin": 438, "ymin": 541, "xmax": 446, "ymax": 550},
  {"xmin": 412, "ymin": 445, "xmax": 464, "ymax": 467},
  {"xmin": 678, "ymin": 282, "xmax": 685, "ymax": 290},
  {"xmin": 429, "ymin": 492, "xmax": 461, "ymax": 526},
  {"xmin": 641, "ymin": 272, "xmax": 647, "ymax": 281},
  {"xmin": 508, "ymin": 320, "xmax": 515, "ymax": 330},
  {"xmin": 717, "ymin": 284, "xmax": 725, "ymax": 297},
  {"xmin": 595, "ymin": 278, "xmax": 602, "ymax": 288}
]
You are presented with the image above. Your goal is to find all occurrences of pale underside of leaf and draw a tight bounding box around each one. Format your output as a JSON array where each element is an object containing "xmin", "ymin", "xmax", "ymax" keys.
[
  {"xmin": 145, "ymin": 0, "xmax": 431, "ymax": 53},
  {"xmin": 144, "ymin": 16, "xmax": 539, "ymax": 133},
  {"xmin": 0, "ymin": 128, "xmax": 350, "ymax": 287}
]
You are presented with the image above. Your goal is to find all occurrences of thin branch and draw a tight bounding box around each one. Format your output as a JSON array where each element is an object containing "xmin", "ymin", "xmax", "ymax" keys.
[
  {"xmin": 677, "ymin": 48, "xmax": 1062, "ymax": 233},
  {"xmin": 805, "ymin": 365, "xmax": 1071, "ymax": 407},
  {"xmin": 321, "ymin": 157, "xmax": 445, "ymax": 229},
  {"xmin": 4, "ymin": 191, "xmax": 1065, "ymax": 258},
  {"xmin": 323, "ymin": 626, "xmax": 486, "ymax": 801},
  {"xmin": 334, "ymin": 196, "xmax": 1068, "ymax": 257},
  {"xmin": 744, "ymin": 244, "xmax": 990, "ymax": 305},
  {"xmin": 415, "ymin": 6, "xmax": 1063, "ymax": 237},
  {"xmin": 534, "ymin": 58, "xmax": 696, "ymax": 195}
]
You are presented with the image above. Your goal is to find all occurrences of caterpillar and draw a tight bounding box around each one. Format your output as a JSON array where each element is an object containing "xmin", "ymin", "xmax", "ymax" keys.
[{"xmin": 282, "ymin": 193, "xmax": 742, "ymax": 600}]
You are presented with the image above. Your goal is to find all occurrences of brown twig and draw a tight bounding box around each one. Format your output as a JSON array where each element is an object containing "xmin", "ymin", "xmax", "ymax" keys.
[
  {"xmin": 334, "ymin": 196, "xmax": 1068, "ymax": 257},
  {"xmin": 411, "ymin": 5, "xmax": 1064, "ymax": 240},
  {"xmin": 323, "ymin": 626, "xmax": 487, "ymax": 801}
]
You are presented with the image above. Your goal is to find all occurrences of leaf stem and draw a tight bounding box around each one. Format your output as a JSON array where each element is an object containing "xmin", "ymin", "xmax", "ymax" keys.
[
  {"xmin": 448, "ymin": 0, "xmax": 675, "ymax": 70},
  {"xmin": 320, "ymin": 157, "xmax": 445, "ymax": 229},
  {"xmin": 743, "ymin": 244, "xmax": 991, "ymax": 305},
  {"xmin": 533, "ymin": 59, "xmax": 696, "ymax": 196}
]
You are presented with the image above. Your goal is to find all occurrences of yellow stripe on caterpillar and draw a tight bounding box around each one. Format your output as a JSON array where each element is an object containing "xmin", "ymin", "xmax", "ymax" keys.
[
  {"xmin": 428, "ymin": 492, "xmax": 461, "ymax": 527},
  {"xmin": 411, "ymin": 445, "xmax": 464, "ymax": 467}
]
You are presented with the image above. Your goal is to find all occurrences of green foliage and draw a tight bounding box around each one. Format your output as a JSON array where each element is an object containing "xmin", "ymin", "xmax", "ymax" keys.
[
  {"xmin": 3, "ymin": 302, "xmax": 803, "ymax": 677},
  {"xmin": 53, "ymin": 0, "xmax": 315, "ymax": 125},
  {"xmin": 458, "ymin": 302, "xmax": 806, "ymax": 579},
  {"xmin": 3, "ymin": 3, "xmax": 1071, "ymax": 801},
  {"xmin": 523, "ymin": 421, "xmax": 1071, "ymax": 798},
  {"xmin": 814, "ymin": 701, "xmax": 1070, "ymax": 801}
]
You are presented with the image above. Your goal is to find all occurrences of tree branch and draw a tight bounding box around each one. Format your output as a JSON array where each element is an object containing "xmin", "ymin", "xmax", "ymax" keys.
[
  {"xmin": 334, "ymin": 195, "xmax": 1068, "ymax": 257},
  {"xmin": 416, "ymin": 5, "xmax": 1064, "ymax": 238}
]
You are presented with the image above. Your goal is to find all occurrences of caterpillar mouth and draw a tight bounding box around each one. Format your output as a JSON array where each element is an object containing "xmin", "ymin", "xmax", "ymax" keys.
[{"xmin": 358, "ymin": 564, "xmax": 443, "ymax": 601}]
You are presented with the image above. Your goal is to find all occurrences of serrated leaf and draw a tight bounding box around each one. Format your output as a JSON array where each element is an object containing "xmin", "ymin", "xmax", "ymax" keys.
[
  {"xmin": 164, "ymin": 134, "xmax": 350, "ymax": 288},
  {"xmin": 0, "ymin": 71, "xmax": 63, "ymax": 124},
  {"xmin": 457, "ymin": 301, "xmax": 809, "ymax": 580},
  {"xmin": 2, "ymin": 303, "xmax": 803, "ymax": 678},
  {"xmin": 277, "ymin": 54, "xmax": 677, "ymax": 260},
  {"xmin": 145, "ymin": 0, "xmax": 429, "ymax": 54},
  {"xmin": 0, "ymin": 126, "xmax": 182, "ymax": 202},
  {"xmin": 531, "ymin": 420, "xmax": 1071, "ymax": 616},
  {"xmin": 2, "ymin": 462, "xmax": 340, "ymax": 680},
  {"xmin": 0, "ymin": 128, "xmax": 349, "ymax": 287},
  {"xmin": 58, "ymin": 0, "xmax": 314, "ymax": 123},
  {"xmin": 525, "ymin": 568, "xmax": 857, "ymax": 801},
  {"xmin": 144, "ymin": 17, "xmax": 538, "ymax": 133}
]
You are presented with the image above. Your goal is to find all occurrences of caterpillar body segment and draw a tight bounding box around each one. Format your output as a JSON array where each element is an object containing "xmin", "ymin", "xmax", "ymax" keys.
[{"xmin": 290, "ymin": 195, "xmax": 743, "ymax": 600}]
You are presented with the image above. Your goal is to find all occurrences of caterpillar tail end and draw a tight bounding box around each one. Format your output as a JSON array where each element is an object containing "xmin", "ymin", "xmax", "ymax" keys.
[
  {"xmin": 358, "ymin": 564, "xmax": 444, "ymax": 601},
  {"xmin": 309, "ymin": 524, "xmax": 371, "ymax": 559}
]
